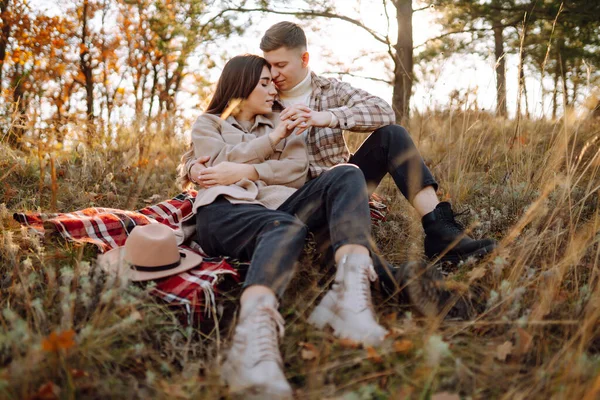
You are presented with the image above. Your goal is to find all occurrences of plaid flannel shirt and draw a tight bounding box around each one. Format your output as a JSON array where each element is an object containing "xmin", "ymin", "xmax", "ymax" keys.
[
  {"xmin": 292, "ymin": 72, "xmax": 395, "ymax": 178},
  {"xmin": 185, "ymin": 72, "xmax": 395, "ymax": 181}
]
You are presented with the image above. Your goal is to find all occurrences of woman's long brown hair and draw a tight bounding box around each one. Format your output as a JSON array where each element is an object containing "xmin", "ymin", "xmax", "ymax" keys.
[
  {"xmin": 205, "ymin": 54, "xmax": 271, "ymax": 115},
  {"xmin": 178, "ymin": 54, "xmax": 271, "ymax": 188}
]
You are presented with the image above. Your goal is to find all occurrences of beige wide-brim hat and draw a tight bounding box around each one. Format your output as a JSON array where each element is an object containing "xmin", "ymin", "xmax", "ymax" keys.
[{"xmin": 97, "ymin": 223, "xmax": 203, "ymax": 281}]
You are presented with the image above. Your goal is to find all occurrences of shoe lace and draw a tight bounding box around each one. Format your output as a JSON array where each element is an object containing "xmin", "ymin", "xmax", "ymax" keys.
[
  {"xmin": 343, "ymin": 260, "xmax": 378, "ymax": 312},
  {"xmin": 441, "ymin": 208, "xmax": 469, "ymax": 235},
  {"xmin": 234, "ymin": 305, "xmax": 285, "ymax": 366}
]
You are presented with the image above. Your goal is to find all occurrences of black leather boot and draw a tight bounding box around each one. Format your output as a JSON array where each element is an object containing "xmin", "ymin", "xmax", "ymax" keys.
[{"xmin": 422, "ymin": 202, "xmax": 497, "ymax": 265}]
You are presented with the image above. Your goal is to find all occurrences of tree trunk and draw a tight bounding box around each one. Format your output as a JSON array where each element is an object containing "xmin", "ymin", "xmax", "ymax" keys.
[
  {"xmin": 392, "ymin": 0, "xmax": 413, "ymax": 123},
  {"xmin": 0, "ymin": 0, "xmax": 11, "ymax": 93},
  {"xmin": 492, "ymin": 24, "xmax": 507, "ymax": 117},
  {"xmin": 552, "ymin": 63, "xmax": 559, "ymax": 120},
  {"xmin": 10, "ymin": 64, "xmax": 26, "ymax": 147},
  {"xmin": 80, "ymin": 0, "xmax": 95, "ymax": 138},
  {"xmin": 519, "ymin": 57, "xmax": 530, "ymax": 119}
]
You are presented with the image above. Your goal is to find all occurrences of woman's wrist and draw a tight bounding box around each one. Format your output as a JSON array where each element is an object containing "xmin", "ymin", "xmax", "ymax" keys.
[
  {"xmin": 187, "ymin": 161, "xmax": 196, "ymax": 182},
  {"xmin": 268, "ymin": 131, "xmax": 281, "ymax": 150}
]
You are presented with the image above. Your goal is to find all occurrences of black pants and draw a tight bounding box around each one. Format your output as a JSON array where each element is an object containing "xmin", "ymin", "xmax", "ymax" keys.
[
  {"xmin": 194, "ymin": 165, "xmax": 372, "ymax": 297},
  {"xmin": 348, "ymin": 124, "xmax": 438, "ymax": 202}
]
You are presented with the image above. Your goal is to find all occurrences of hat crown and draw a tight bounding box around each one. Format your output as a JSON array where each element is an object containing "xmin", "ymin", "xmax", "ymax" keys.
[{"xmin": 124, "ymin": 224, "xmax": 180, "ymax": 268}]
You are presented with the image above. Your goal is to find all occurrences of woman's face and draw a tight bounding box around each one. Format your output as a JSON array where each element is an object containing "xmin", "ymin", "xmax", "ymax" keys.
[{"xmin": 241, "ymin": 66, "xmax": 278, "ymax": 117}]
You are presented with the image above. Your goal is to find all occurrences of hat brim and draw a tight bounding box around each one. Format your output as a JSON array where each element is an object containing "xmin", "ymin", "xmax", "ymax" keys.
[{"xmin": 97, "ymin": 247, "xmax": 203, "ymax": 282}]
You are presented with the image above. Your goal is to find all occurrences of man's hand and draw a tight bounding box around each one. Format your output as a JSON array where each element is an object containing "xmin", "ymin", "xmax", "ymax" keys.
[
  {"xmin": 189, "ymin": 156, "xmax": 210, "ymax": 188},
  {"xmin": 198, "ymin": 162, "xmax": 258, "ymax": 188},
  {"xmin": 269, "ymin": 116, "xmax": 308, "ymax": 144},
  {"xmin": 280, "ymin": 104, "xmax": 331, "ymax": 136}
]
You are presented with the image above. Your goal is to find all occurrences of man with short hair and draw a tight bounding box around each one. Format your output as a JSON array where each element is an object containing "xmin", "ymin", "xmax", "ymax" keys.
[{"xmin": 187, "ymin": 21, "xmax": 496, "ymax": 267}]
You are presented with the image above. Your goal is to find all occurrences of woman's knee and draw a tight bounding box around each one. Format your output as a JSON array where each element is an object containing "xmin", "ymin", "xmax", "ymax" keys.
[{"xmin": 260, "ymin": 214, "xmax": 308, "ymax": 241}]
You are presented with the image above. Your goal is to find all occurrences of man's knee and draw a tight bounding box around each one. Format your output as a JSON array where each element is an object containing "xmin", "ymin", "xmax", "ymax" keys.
[{"xmin": 373, "ymin": 124, "xmax": 413, "ymax": 148}]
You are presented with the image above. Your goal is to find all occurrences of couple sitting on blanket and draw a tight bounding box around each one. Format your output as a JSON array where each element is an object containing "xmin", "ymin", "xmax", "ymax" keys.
[{"xmin": 179, "ymin": 22, "xmax": 497, "ymax": 398}]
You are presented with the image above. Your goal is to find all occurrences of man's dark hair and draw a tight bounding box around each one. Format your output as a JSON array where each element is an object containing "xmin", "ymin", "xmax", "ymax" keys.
[
  {"xmin": 205, "ymin": 54, "xmax": 270, "ymax": 115},
  {"xmin": 260, "ymin": 21, "xmax": 307, "ymax": 52}
]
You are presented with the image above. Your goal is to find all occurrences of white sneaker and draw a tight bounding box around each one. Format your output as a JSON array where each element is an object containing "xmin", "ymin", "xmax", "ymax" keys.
[
  {"xmin": 308, "ymin": 253, "xmax": 388, "ymax": 346},
  {"xmin": 221, "ymin": 294, "xmax": 292, "ymax": 399}
]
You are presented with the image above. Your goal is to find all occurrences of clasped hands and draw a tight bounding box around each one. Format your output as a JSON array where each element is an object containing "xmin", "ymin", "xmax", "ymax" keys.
[{"xmin": 190, "ymin": 105, "xmax": 331, "ymax": 188}]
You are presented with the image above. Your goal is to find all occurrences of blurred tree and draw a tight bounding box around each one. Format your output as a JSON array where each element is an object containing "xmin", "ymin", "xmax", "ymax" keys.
[
  {"xmin": 427, "ymin": 0, "xmax": 534, "ymax": 117},
  {"xmin": 429, "ymin": 0, "xmax": 600, "ymax": 118},
  {"xmin": 0, "ymin": 0, "xmax": 72, "ymax": 147},
  {"xmin": 0, "ymin": 0, "xmax": 244, "ymax": 149},
  {"xmin": 521, "ymin": 0, "xmax": 600, "ymax": 118},
  {"xmin": 115, "ymin": 0, "xmax": 242, "ymax": 128},
  {"xmin": 223, "ymin": 0, "xmax": 427, "ymax": 123}
]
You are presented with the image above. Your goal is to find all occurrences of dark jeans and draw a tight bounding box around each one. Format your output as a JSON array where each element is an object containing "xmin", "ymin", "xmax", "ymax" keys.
[
  {"xmin": 348, "ymin": 124, "xmax": 438, "ymax": 202},
  {"xmin": 195, "ymin": 164, "xmax": 373, "ymax": 297}
]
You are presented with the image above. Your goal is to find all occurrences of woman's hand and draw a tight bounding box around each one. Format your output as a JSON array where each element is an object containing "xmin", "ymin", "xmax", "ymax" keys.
[
  {"xmin": 269, "ymin": 116, "xmax": 308, "ymax": 145},
  {"xmin": 190, "ymin": 156, "xmax": 210, "ymax": 188},
  {"xmin": 198, "ymin": 162, "xmax": 258, "ymax": 187},
  {"xmin": 280, "ymin": 104, "xmax": 332, "ymax": 136}
]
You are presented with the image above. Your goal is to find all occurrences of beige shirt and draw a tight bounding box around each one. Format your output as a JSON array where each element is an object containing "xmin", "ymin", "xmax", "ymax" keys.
[{"xmin": 190, "ymin": 112, "xmax": 309, "ymax": 211}]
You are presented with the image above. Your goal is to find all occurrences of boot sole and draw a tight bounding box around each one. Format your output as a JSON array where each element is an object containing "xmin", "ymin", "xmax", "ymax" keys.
[
  {"xmin": 308, "ymin": 302, "xmax": 386, "ymax": 346},
  {"xmin": 221, "ymin": 362, "xmax": 292, "ymax": 400},
  {"xmin": 435, "ymin": 243, "xmax": 497, "ymax": 266}
]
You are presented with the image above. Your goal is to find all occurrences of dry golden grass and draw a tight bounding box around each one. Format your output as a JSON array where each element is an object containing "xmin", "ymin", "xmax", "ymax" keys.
[{"xmin": 1, "ymin": 111, "xmax": 599, "ymax": 399}]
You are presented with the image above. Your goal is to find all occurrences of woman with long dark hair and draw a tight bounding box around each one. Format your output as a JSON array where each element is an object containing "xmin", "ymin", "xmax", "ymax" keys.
[{"xmin": 180, "ymin": 55, "xmax": 387, "ymax": 399}]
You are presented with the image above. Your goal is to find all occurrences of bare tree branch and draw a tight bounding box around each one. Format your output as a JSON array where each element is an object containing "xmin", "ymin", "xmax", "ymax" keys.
[
  {"xmin": 413, "ymin": 5, "xmax": 432, "ymax": 12},
  {"xmin": 222, "ymin": 7, "xmax": 389, "ymax": 46},
  {"xmin": 381, "ymin": 0, "xmax": 397, "ymax": 62},
  {"xmin": 413, "ymin": 15, "xmax": 526, "ymax": 50},
  {"xmin": 322, "ymin": 71, "xmax": 392, "ymax": 84},
  {"xmin": 413, "ymin": 27, "xmax": 491, "ymax": 49}
]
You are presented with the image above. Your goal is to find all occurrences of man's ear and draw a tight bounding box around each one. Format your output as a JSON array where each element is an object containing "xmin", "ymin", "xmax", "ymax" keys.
[{"xmin": 301, "ymin": 51, "xmax": 310, "ymax": 68}]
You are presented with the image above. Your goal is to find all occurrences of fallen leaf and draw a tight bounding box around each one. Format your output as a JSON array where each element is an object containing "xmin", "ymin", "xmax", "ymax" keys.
[
  {"xmin": 158, "ymin": 380, "xmax": 190, "ymax": 399},
  {"xmin": 382, "ymin": 312, "xmax": 398, "ymax": 324},
  {"xmin": 467, "ymin": 266, "xmax": 486, "ymax": 283},
  {"xmin": 495, "ymin": 341, "xmax": 513, "ymax": 361},
  {"xmin": 431, "ymin": 392, "xmax": 460, "ymax": 400},
  {"xmin": 70, "ymin": 369, "xmax": 88, "ymax": 379},
  {"xmin": 393, "ymin": 339, "xmax": 414, "ymax": 354},
  {"xmin": 338, "ymin": 338, "xmax": 360, "ymax": 348},
  {"xmin": 394, "ymin": 385, "xmax": 414, "ymax": 400},
  {"xmin": 29, "ymin": 381, "xmax": 60, "ymax": 400},
  {"xmin": 41, "ymin": 330, "xmax": 76, "ymax": 353},
  {"xmin": 386, "ymin": 327, "xmax": 406, "ymax": 339},
  {"xmin": 299, "ymin": 341, "xmax": 319, "ymax": 360},
  {"xmin": 366, "ymin": 346, "xmax": 383, "ymax": 363},
  {"xmin": 514, "ymin": 328, "xmax": 533, "ymax": 356}
]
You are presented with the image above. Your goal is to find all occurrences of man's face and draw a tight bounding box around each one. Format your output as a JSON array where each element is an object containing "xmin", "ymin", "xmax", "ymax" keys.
[{"xmin": 263, "ymin": 46, "xmax": 308, "ymax": 92}]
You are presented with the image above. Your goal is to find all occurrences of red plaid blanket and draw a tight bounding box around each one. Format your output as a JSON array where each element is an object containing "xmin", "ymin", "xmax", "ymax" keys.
[{"xmin": 13, "ymin": 190, "xmax": 387, "ymax": 323}]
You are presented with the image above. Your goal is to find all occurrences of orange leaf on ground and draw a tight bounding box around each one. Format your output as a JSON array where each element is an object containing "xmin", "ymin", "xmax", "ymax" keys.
[
  {"xmin": 41, "ymin": 330, "xmax": 76, "ymax": 352},
  {"xmin": 366, "ymin": 346, "xmax": 383, "ymax": 363},
  {"xmin": 299, "ymin": 341, "xmax": 319, "ymax": 360},
  {"xmin": 28, "ymin": 381, "xmax": 60, "ymax": 400},
  {"xmin": 338, "ymin": 338, "xmax": 360, "ymax": 348},
  {"xmin": 495, "ymin": 341, "xmax": 513, "ymax": 361},
  {"xmin": 70, "ymin": 369, "xmax": 89, "ymax": 378},
  {"xmin": 382, "ymin": 312, "xmax": 398, "ymax": 324},
  {"xmin": 393, "ymin": 339, "xmax": 414, "ymax": 354},
  {"xmin": 514, "ymin": 328, "xmax": 533, "ymax": 356}
]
